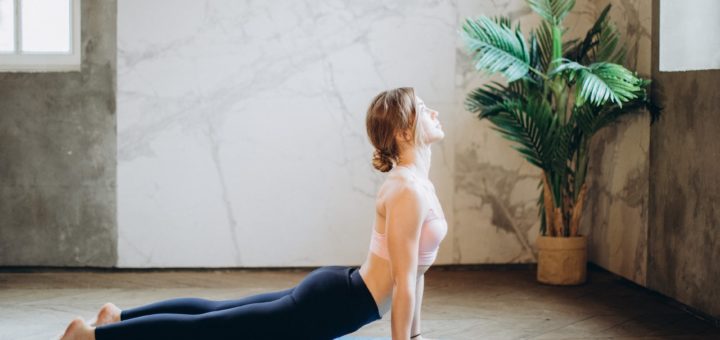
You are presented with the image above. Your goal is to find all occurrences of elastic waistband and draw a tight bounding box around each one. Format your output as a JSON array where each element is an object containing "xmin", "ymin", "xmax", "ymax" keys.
[{"xmin": 348, "ymin": 267, "xmax": 381, "ymax": 322}]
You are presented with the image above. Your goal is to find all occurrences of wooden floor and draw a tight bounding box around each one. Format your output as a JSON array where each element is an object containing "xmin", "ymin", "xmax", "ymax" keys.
[{"xmin": 1, "ymin": 265, "xmax": 718, "ymax": 340}]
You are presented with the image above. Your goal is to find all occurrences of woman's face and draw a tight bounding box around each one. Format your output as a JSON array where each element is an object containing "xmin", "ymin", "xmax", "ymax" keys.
[{"xmin": 416, "ymin": 96, "xmax": 444, "ymax": 144}]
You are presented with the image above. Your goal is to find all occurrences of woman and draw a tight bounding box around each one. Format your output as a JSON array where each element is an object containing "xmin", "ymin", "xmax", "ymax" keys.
[{"xmin": 59, "ymin": 87, "xmax": 447, "ymax": 340}]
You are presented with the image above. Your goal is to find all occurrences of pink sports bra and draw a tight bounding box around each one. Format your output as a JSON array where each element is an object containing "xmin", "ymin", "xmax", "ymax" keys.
[{"xmin": 368, "ymin": 168, "xmax": 448, "ymax": 266}]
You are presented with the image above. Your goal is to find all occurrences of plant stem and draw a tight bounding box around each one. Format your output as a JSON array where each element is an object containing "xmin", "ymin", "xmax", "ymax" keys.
[
  {"xmin": 575, "ymin": 137, "xmax": 590, "ymax": 201},
  {"xmin": 529, "ymin": 66, "xmax": 549, "ymax": 81}
]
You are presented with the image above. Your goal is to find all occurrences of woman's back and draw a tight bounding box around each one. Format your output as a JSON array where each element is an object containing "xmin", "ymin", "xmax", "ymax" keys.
[{"xmin": 358, "ymin": 166, "xmax": 447, "ymax": 317}]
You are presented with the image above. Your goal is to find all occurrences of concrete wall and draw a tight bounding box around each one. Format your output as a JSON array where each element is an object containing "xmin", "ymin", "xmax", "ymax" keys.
[
  {"xmin": 0, "ymin": 0, "xmax": 116, "ymax": 266},
  {"xmin": 577, "ymin": 0, "xmax": 653, "ymax": 286},
  {"xmin": 647, "ymin": 0, "xmax": 720, "ymax": 321}
]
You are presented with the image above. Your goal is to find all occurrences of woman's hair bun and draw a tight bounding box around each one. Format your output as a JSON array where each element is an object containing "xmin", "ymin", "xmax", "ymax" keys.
[{"xmin": 372, "ymin": 149, "xmax": 394, "ymax": 173}]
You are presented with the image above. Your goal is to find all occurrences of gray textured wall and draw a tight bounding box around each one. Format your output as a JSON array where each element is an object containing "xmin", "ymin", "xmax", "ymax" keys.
[
  {"xmin": 578, "ymin": 0, "xmax": 652, "ymax": 287},
  {"xmin": 648, "ymin": 0, "xmax": 720, "ymax": 321},
  {"xmin": 0, "ymin": 0, "xmax": 116, "ymax": 266}
]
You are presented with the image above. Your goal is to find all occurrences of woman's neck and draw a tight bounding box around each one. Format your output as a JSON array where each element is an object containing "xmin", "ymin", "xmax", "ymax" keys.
[{"xmin": 396, "ymin": 145, "xmax": 432, "ymax": 180}]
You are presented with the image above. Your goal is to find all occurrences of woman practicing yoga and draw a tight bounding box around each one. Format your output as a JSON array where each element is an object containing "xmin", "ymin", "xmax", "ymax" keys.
[{"xmin": 60, "ymin": 87, "xmax": 447, "ymax": 340}]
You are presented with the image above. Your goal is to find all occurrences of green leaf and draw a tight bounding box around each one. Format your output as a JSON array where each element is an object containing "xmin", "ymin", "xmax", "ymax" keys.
[
  {"xmin": 465, "ymin": 81, "xmax": 518, "ymax": 118},
  {"xmin": 460, "ymin": 0, "xmax": 662, "ymax": 237},
  {"xmin": 461, "ymin": 16, "xmax": 531, "ymax": 81},
  {"xmin": 527, "ymin": 0, "xmax": 576, "ymax": 24},
  {"xmin": 597, "ymin": 20, "xmax": 626, "ymax": 64},
  {"xmin": 476, "ymin": 91, "xmax": 560, "ymax": 172},
  {"xmin": 565, "ymin": 4, "xmax": 626, "ymax": 65},
  {"xmin": 573, "ymin": 85, "xmax": 658, "ymax": 136},
  {"xmin": 552, "ymin": 60, "xmax": 643, "ymax": 107},
  {"xmin": 534, "ymin": 20, "xmax": 554, "ymax": 72}
]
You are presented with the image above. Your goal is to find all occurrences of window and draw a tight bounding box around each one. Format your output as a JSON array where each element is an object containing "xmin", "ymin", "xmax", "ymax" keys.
[
  {"xmin": 659, "ymin": 0, "xmax": 720, "ymax": 71},
  {"xmin": 0, "ymin": 0, "xmax": 81, "ymax": 72}
]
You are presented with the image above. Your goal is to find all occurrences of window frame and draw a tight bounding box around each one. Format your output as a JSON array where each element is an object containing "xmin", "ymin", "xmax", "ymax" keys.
[{"xmin": 0, "ymin": 0, "xmax": 82, "ymax": 72}]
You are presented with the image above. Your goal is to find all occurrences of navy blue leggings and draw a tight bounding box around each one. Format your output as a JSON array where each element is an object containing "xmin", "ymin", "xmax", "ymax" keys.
[{"xmin": 94, "ymin": 266, "xmax": 382, "ymax": 340}]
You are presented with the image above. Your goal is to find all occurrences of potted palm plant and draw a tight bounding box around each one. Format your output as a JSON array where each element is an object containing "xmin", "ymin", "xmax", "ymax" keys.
[{"xmin": 460, "ymin": 0, "xmax": 660, "ymax": 285}]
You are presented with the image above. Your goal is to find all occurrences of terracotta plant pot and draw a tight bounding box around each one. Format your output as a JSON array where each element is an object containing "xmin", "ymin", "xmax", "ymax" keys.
[{"xmin": 536, "ymin": 234, "xmax": 587, "ymax": 285}]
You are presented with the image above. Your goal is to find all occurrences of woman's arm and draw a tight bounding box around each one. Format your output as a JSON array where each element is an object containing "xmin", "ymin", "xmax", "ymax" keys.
[
  {"xmin": 386, "ymin": 184, "xmax": 427, "ymax": 340},
  {"xmin": 411, "ymin": 274, "xmax": 424, "ymax": 336}
]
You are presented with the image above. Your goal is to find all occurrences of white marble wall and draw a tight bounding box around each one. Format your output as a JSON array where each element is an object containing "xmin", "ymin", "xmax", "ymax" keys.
[
  {"xmin": 117, "ymin": 0, "xmax": 457, "ymax": 267},
  {"xmin": 118, "ymin": 0, "xmax": 651, "ymax": 274}
]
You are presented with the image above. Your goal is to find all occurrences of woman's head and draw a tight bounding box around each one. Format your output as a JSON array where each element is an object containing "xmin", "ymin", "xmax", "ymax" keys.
[{"xmin": 365, "ymin": 87, "xmax": 444, "ymax": 172}]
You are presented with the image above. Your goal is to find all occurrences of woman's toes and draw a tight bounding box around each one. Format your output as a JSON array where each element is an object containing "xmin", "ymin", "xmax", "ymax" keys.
[
  {"xmin": 95, "ymin": 302, "xmax": 121, "ymax": 326},
  {"xmin": 87, "ymin": 316, "xmax": 98, "ymax": 328},
  {"xmin": 60, "ymin": 317, "xmax": 87, "ymax": 340}
]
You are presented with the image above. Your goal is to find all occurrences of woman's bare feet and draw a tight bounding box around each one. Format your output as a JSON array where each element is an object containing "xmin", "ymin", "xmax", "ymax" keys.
[
  {"xmin": 59, "ymin": 317, "xmax": 94, "ymax": 340},
  {"xmin": 90, "ymin": 303, "xmax": 121, "ymax": 327}
]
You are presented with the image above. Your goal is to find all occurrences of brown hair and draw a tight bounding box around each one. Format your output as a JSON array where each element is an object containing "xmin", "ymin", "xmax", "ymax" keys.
[{"xmin": 365, "ymin": 87, "xmax": 426, "ymax": 172}]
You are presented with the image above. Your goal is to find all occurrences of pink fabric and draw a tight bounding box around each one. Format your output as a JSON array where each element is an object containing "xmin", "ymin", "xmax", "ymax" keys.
[{"xmin": 369, "ymin": 207, "xmax": 447, "ymax": 265}]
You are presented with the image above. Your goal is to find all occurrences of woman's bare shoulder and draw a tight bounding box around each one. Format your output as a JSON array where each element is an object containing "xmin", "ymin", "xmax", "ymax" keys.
[
  {"xmin": 379, "ymin": 184, "xmax": 428, "ymax": 224},
  {"xmin": 379, "ymin": 170, "xmax": 422, "ymax": 200}
]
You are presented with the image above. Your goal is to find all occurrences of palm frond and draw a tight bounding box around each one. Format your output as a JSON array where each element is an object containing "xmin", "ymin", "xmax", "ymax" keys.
[
  {"xmin": 480, "ymin": 94, "xmax": 560, "ymax": 171},
  {"xmin": 465, "ymin": 81, "xmax": 517, "ymax": 118},
  {"xmin": 574, "ymin": 83, "xmax": 658, "ymax": 135},
  {"xmin": 527, "ymin": 0, "xmax": 576, "ymax": 24},
  {"xmin": 549, "ymin": 120, "xmax": 573, "ymax": 177},
  {"xmin": 596, "ymin": 19, "xmax": 626, "ymax": 64},
  {"xmin": 564, "ymin": 4, "xmax": 626, "ymax": 64},
  {"xmin": 537, "ymin": 180, "xmax": 547, "ymax": 235},
  {"xmin": 528, "ymin": 32, "xmax": 542, "ymax": 83},
  {"xmin": 533, "ymin": 20, "xmax": 554, "ymax": 72},
  {"xmin": 461, "ymin": 0, "xmax": 661, "ymax": 238},
  {"xmin": 466, "ymin": 82, "xmax": 557, "ymax": 168},
  {"xmin": 562, "ymin": 37, "xmax": 581, "ymax": 56},
  {"xmin": 461, "ymin": 16, "xmax": 531, "ymax": 82},
  {"xmin": 493, "ymin": 15, "xmax": 513, "ymax": 29},
  {"xmin": 551, "ymin": 60, "xmax": 644, "ymax": 107},
  {"xmin": 593, "ymin": 95, "xmax": 653, "ymax": 131}
]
